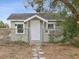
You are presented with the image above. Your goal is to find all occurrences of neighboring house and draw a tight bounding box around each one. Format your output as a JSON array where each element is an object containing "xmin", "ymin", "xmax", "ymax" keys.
[{"xmin": 7, "ymin": 13, "xmax": 64, "ymax": 43}]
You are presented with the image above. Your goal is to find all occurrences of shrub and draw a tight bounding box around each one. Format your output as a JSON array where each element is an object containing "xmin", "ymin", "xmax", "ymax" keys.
[
  {"xmin": 15, "ymin": 40, "xmax": 27, "ymax": 46},
  {"xmin": 49, "ymin": 35, "xmax": 54, "ymax": 43},
  {"xmin": 49, "ymin": 35, "xmax": 63, "ymax": 43},
  {"xmin": 0, "ymin": 21, "xmax": 6, "ymax": 28},
  {"xmin": 70, "ymin": 40, "xmax": 79, "ymax": 48},
  {"xmin": 61, "ymin": 16, "xmax": 77, "ymax": 43},
  {"xmin": 77, "ymin": 24, "xmax": 79, "ymax": 35},
  {"xmin": 0, "ymin": 21, "xmax": 9, "ymax": 28}
]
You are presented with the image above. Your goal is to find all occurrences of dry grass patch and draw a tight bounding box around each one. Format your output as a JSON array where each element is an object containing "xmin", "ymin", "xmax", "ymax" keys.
[
  {"xmin": 42, "ymin": 43, "xmax": 79, "ymax": 59},
  {"xmin": 0, "ymin": 42, "xmax": 32, "ymax": 59}
]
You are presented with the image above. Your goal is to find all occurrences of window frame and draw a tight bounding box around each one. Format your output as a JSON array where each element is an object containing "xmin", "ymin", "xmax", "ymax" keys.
[
  {"xmin": 15, "ymin": 23, "xmax": 25, "ymax": 34},
  {"xmin": 48, "ymin": 22, "xmax": 56, "ymax": 30},
  {"xmin": 48, "ymin": 24, "xmax": 54, "ymax": 29}
]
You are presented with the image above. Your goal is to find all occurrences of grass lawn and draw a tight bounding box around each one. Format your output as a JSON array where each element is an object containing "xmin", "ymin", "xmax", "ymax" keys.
[
  {"xmin": 0, "ymin": 42, "xmax": 32, "ymax": 59},
  {"xmin": 42, "ymin": 43, "xmax": 79, "ymax": 59}
]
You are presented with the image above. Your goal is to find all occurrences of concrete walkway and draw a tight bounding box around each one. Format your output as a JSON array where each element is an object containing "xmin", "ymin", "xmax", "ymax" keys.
[{"xmin": 31, "ymin": 42, "xmax": 45, "ymax": 59}]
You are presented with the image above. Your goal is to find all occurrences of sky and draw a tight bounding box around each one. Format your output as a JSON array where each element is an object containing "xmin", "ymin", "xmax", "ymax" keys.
[{"xmin": 0, "ymin": 0, "xmax": 36, "ymax": 24}]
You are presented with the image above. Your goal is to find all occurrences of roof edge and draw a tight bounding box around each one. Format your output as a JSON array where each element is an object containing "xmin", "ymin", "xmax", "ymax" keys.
[{"xmin": 24, "ymin": 15, "xmax": 48, "ymax": 23}]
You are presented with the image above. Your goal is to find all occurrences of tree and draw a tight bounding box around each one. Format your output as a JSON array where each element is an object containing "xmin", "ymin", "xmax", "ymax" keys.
[
  {"xmin": 0, "ymin": 21, "xmax": 5, "ymax": 28},
  {"xmin": 25, "ymin": 0, "xmax": 79, "ymax": 21},
  {"xmin": 0, "ymin": 21, "xmax": 9, "ymax": 28},
  {"xmin": 52, "ymin": 0, "xmax": 79, "ymax": 21},
  {"xmin": 60, "ymin": 17, "xmax": 79, "ymax": 47},
  {"xmin": 25, "ymin": 0, "xmax": 57, "ymax": 12},
  {"xmin": 62, "ymin": 17, "xmax": 77, "ymax": 39}
]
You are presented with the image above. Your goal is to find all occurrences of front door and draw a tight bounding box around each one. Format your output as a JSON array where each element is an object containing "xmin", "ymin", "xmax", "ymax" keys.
[{"xmin": 30, "ymin": 20, "xmax": 40, "ymax": 41}]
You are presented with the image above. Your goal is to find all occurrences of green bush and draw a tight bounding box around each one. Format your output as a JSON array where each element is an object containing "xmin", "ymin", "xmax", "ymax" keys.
[
  {"xmin": 0, "ymin": 21, "xmax": 6, "ymax": 28},
  {"xmin": 61, "ymin": 17, "xmax": 77, "ymax": 43},
  {"xmin": 60, "ymin": 38, "xmax": 68, "ymax": 43},
  {"xmin": 49, "ymin": 35, "xmax": 64, "ymax": 43},
  {"xmin": 71, "ymin": 40, "xmax": 79, "ymax": 48},
  {"xmin": 77, "ymin": 24, "xmax": 79, "ymax": 35},
  {"xmin": 15, "ymin": 40, "xmax": 26, "ymax": 46},
  {"xmin": 49, "ymin": 35, "xmax": 54, "ymax": 43}
]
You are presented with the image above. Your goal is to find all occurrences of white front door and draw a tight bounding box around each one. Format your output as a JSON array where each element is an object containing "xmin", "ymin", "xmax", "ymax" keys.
[{"xmin": 30, "ymin": 20, "xmax": 40, "ymax": 41}]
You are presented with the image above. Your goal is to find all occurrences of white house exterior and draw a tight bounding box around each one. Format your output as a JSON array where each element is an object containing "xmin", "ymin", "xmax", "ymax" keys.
[{"xmin": 7, "ymin": 13, "xmax": 64, "ymax": 43}]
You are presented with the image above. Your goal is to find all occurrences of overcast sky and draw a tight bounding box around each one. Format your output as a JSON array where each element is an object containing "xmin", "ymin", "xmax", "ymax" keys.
[{"xmin": 0, "ymin": 0, "xmax": 36, "ymax": 24}]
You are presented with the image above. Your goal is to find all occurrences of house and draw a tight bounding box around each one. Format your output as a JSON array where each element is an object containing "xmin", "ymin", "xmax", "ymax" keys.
[{"xmin": 7, "ymin": 13, "xmax": 64, "ymax": 43}]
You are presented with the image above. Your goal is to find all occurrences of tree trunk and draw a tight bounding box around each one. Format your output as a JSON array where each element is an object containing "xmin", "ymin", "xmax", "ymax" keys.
[{"xmin": 53, "ymin": 0, "xmax": 79, "ymax": 21}]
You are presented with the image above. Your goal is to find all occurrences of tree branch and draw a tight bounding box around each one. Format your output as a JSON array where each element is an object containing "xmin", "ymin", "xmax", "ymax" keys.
[{"xmin": 53, "ymin": 0, "xmax": 79, "ymax": 21}]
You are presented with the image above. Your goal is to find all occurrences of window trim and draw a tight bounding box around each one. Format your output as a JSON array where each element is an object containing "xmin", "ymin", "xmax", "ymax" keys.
[
  {"xmin": 48, "ymin": 22, "xmax": 56, "ymax": 30},
  {"xmin": 48, "ymin": 24, "xmax": 54, "ymax": 29},
  {"xmin": 15, "ymin": 23, "xmax": 25, "ymax": 34}
]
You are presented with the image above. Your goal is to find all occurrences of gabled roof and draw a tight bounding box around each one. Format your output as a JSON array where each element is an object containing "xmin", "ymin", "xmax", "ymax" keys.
[
  {"xmin": 24, "ymin": 15, "xmax": 48, "ymax": 23},
  {"xmin": 7, "ymin": 13, "xmax": 64, "ymax": 20},
  {"xmin": 8, "ymin": 13, "xmax": 35, "ymax": 20}
]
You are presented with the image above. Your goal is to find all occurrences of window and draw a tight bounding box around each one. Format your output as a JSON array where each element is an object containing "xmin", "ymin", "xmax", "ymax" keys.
[
  {"xmin": 48, "ymin": 24, "xmax": 54, "ymax": 29},
  {"xmin": 15, "ymin": 24, "xmax": 24, "ymax": 34}
]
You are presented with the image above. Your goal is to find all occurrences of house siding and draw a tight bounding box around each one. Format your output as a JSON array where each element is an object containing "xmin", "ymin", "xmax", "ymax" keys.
[
  {"xmin": 11, "ymin": 21, "xmax": 29, "ymax": 42},
  {"xmin": 10, "ymin": 20, "xmax": 49, "ymax": 43},
  {"xmin": 44, "ymin": 32, "xmax": 49, "ymax": 42},
  {"xmin": 10, "ymin": 19, "xmax": 63, "ymax": 43},
  {"xmin": 41, "ymin": 21, "xmax": 49, "ymax": 42}
]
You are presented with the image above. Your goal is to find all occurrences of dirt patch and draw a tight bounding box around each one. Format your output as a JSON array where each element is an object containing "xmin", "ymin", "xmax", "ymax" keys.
[
  {"xmin": 0, "ymin": 43, "xmax": 32, "ymax": 59},
  {"xmin": 0, "ymin": 28, "xmax": 11, "ymax": 42},
  {"xmin": 42, "ymin": 43, "xmax": 79, "ymax": 59}
]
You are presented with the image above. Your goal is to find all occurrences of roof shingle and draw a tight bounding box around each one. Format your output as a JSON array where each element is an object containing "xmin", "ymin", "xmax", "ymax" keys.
[{"xmin": 7, "ymin": 13, "xmax": 64, "ymax": 20}]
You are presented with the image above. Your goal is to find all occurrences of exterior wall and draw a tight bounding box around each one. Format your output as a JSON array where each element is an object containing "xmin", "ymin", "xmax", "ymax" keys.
[
  {"xmin": 41, "ymin": 21, "xmax": 62, "ymax": 42},
  {"xmin": 10, "ymin": 19, "xmax": 63, "ymax": 43},
  {"xmin": 26, "ymin": 18, "xmax": 50, "ymax": 43},
  {"xmin": 41, "ymin": 22, "xmax": 49, "ymax": 42},
  {"xmin": 29, "ymin": 19, "xmax": 41, "ymax": 42},
  {"xmin": 43, "ymin": 31, "xmax": 49, "ymax": 42},
  {"xmin": 10, "ymin": 18, "xmax": 48, "ymax": 43},
  {"xmin": 11, "ymin": 21, "xmax": 28, "ymax": 42},
  {"xmin": 48, "ymin": 21, "xmax": 63, "ymax": 42},
  {"xmin": 44, "ymin": 23, "xmax": 49, "ymax": 42},
  {"xmin": 48, "ymin": 21, "xmax": 63, "ymax": 33},
  {"xmin": 28, "ymin": 18, "xmax": 47, "ymax": 43}
]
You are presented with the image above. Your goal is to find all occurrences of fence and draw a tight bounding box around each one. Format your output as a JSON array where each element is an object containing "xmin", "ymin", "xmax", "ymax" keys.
[
  {"xmin": 48, "ymin": 29, "xmax": 63, "ymax": 36},
  {"xmin": 0, "ymin": 28, "xmax": 11, "ymax": 40}
]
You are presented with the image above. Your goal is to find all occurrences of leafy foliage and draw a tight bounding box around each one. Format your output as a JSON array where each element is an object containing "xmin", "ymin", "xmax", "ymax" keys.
[
  {"xmin": 25, "ymin": 0, "xmax": 79, "ymax": 21},
  {"xmin": 0, "ymin": 21, "xmax": 6, "ymax": 28},
  {"xmin": 49, "ymin": 35, "xmax": 54, "ymax": 43},
  {"xmin": 15, "ymin": 40, "xmax": 27, "ymax": 46},
  {"xmin": 71, "ymin": 40, "xmax": 79, "ymax": 47},
  {"xmin": 77, "ymin": 24, "xmax": 79, "ymax": 34},
  {"xmin": 59, "ymin": 16, "xmax": 79, "ymax": 47},
  {"xmin": 0, "ymin": 21, "xmax": 9, "ymax": 28},
  {"xmin": 61, "ymin": 17, "xmax": 77, "ymax": 42},
  {"xmin": 26, "ymin": 0, "xmax": 78, "ymax": 13},
  {"xmin": 72, "ymin": 0, "xmax": 79, "ymax": 10},
  {"xmin": 63, "ymin": 17, "xmax": 77, "ymax": 38}
]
